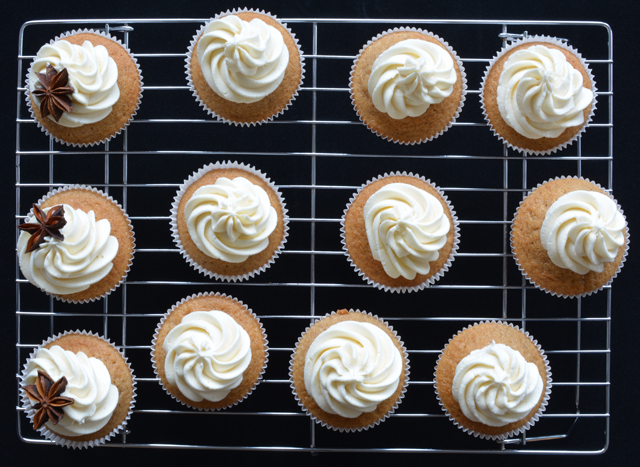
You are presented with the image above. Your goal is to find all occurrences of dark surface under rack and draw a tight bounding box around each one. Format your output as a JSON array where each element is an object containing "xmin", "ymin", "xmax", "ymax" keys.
[{"xmin": 15, "ymin": 18, "xmax": 613, "ymax": 454}]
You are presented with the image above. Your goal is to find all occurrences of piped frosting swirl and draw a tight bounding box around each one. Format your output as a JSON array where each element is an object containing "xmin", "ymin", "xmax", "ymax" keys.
[
  {"xmin": 363, "ymin": 183, "xmax": 450, "ymax": 280},
  {"xmin": 496, "ymin": 44, "xmax": 593, "ymax": 139},
  {"xmin": 451, "ymin": 342, "xmax": 543, "ymax": 427},
  {"xmin": 197, "ymin": 14, "xmax": 289, "ymax": 103},
  {"xmin": 17, "ymin": 204, "xmax": 119, "ymax": 295},
  {"xmin": 184, "ymin": 177, "xmax": 278, "ymax": 263},
  {"xmin": 30, "ymin": 39, "xmax": 120, "ymax": 127},
  {"xmin": 540, "ymin": 190, "xmax": 625, "ymax": 274},
  {"xmin": 368, "ymin": 39, "xmax": 456, "ymax": 119},
  {"xmin": 303, "ymin": 321, "xmax": 403, "ymax": 419},
  {"xmin": 162, "ymin": 310, "xmax": 252, "ymax": 402}
]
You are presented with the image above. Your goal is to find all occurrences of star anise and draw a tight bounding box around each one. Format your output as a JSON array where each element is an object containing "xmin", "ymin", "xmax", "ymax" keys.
[
  {"xmin": 18, "ymin": 204, "xmax": 66, "ymax": 253},
  {"xmin": 24, "ymin": 370, "xmax": 74, "ymax": 430},
  {"xmin": 32, "ymin": 64, "xmax": 74, "ymax": 122}
]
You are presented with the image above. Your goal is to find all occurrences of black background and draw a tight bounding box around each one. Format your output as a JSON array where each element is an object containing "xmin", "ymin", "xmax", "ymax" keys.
[{"xmin": 3, "ymin": 1, "xmax": 639, "ymax": 466}]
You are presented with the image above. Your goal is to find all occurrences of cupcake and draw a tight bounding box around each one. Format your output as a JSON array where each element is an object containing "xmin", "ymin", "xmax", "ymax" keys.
[
  {"xmin": 289, "ymin": 309, "xmax": 409, "ymax": 432},
  {"xmin": 20, "ymin": 330, "xmax": 136, "ymax": 449},
  {"xmin": 481, "ymin": 36, "xmax": 595, "ymax": 155},
  {"xmin": 26, "ymin": 29, "xmax": 143, "ymax": 147},
  {"xmin": 17, "ymin": 185, "xmax": 135, "ymax": 303},
  {"xmin": 350, "ymin": 27, "xmax": 466, "ymax": 144},
  {"xmin": 171, "ymin": 161, "xmax": 288, "ymax": 281},
  {"xmin": 186, "ymin": 8, "xmax": 304, "ymax": 125},
  {"xmin": 511, "ymin": 176, "xmax": 628, "ymax": 298},
  {"xmin": 341, "ymin": 172, "xmax": 459, "ymax": 293},
  {"xmin": 434, "ymin": 321, "xmax": 551, "ymax": 440},
  {"xmin": 151, "ymin": 292, "xmax": 268, "ymax": 410}
]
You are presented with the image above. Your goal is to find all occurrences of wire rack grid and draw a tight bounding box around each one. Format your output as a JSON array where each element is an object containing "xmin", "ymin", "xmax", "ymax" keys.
[{"xmin": 15, "ymin": 18, "xmax": 614, "ymax": 454}]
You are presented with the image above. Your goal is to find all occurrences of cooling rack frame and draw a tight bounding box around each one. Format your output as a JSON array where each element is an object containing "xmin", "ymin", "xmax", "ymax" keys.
[{"xmin": 15, "ymin": 17, "xmax": 614, "ymax": 454}]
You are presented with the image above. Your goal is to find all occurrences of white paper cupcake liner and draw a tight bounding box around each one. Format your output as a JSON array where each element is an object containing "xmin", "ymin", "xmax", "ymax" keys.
[
  {"xmin": 288, "ymin": 309, "xmax": 410, "ymax": 432},
  {"xmin": 185, "ymin": 8, "xmax": 305, "ymax": 126},
  {"xmin": 17, "ymin": 184, "xmax": 135, "ymax": 304},
  {"xmin": 349, "ymin": 27, "xmax": 467, "ymax": 145},
  {"xmin": 340, "ymin": 172, "xmax": 460, "ymax": 293},
  {"xmin": 510, "ymin": 175, "xmax": 629, "ymax": 298},
  {"xmin": 25, "ymin": 28, "xmax": 144, "ymax": 148},
  {"xmin": 150, "ymin": 291, "xmax": 269, "ymax": 411},
  {"xmin": 170, "ymin": 161, "xmax": 289, "ymax": 282},
  {"xmin": 20, "ymin": 330, "xmax": 137, "ymax": 449},
  {"xmin": 434, "ymin": 320, "xmax": 552, "ymax": 441},
  {"xmin": 479, "ymin": 35, "xmax": 597, "ymax": 156}
]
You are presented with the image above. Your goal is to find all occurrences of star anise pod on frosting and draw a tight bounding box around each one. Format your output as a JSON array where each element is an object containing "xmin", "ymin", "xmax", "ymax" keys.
[
  {"xmin": 32, "ymin": 64, "xmax": 74, "ymax": 122},
  {"xmin": 24, "ymin": 370, "xmax": 74, "ymax": 430},
  {"xmin": 18, "ymin": 204, "xmax": 66, "ymax": 253}
]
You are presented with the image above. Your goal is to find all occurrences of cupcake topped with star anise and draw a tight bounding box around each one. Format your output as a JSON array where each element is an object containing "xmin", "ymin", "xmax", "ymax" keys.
[
  {"xmin": 17, "ymin": 185, "xmax": 135, "ymax": 303},
  {"xmin": 20, "ymin": 330, "xmax": 136, "ymax": 449},
  {"xmin": 26, "ymin": 29, "xmax": 143, "ymax": 147}
]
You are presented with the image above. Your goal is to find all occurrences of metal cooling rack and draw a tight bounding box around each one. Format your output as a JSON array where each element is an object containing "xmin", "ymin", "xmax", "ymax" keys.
[{"xmin": 15, "ymin": 18, "xmax": 613, "ymax": 454}]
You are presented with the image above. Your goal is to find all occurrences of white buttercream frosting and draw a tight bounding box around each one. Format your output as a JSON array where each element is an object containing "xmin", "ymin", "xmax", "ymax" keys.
[
  {"xmin": 30, "ymin": 39, "xmax": 120, "ymax": 127},
  {"xmin": 163, "ymin": 310, "xmax": 252, "ymax": 402},
  {"xmin": 496, "ymin": 44, "xmax": 593, "ymax": 139},
  {"xmin": 368, "ymin": 39, "xmax": 456, "ymax": 119},
  {"xmin": 540, "ymin": 190, "xmax": 625, "ymax": 274},
  {"xmin": 452, "ymin": 342, "xmax": 543, "ymax": 427},
  {"xmin": 184, "ymin": 177, "xmax": 278, "ymax": 263},
  {"xmin": 24, "ymin": 345, "xmax": 119, "ymax": 436},
  {"xmin": 364, "ymin": 182, "xmax": 450, "ymax": 280},
  {"xmin": 304, "ymin": 320, "xmax": 403, "ymax": 419},
  {"xmin": 17, "ymin": 204, "xmax": 119, "ymax": 295},
  {"xmin": 197, "ymin": 14, "xmax": 289, "ymax": 103}
]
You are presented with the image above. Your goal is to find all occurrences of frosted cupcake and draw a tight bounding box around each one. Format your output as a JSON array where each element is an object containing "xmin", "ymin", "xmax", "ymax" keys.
[
  {"xmin": 17, "ymin": 185, "xmax": 135, "ymax": 303},
  {"xmin": 289, "ymin": 309, "xmax": 409, "ymax": 432},
  {"xmin": 186, "ymin": 9, "xmax": 304, "ymax": 125},
  {"xmin": 511, "ymin": 176, "xmax": 628, "ymax": 298},
  {"xmin": 341, "ymin": 172, "xmax": 459, "ymax": 293},
  {"xmin": 434, "ymin": 321, "xmax": 551, "ymax": 440},
  {"xmin": 350, "ymin": 27, "xmax": 466, "ymax": 144},
  {"xmin": 481, "ymin": 36, "xmax": 595, "ymax": 155},
  {"xmin": 151, "ymin": 292, "xmax": 268, "ymax": 410},
  {"xmin": 171, "ymin": 161, "xmax": 288, "ymax": 281},
  {"xmin": 20, "ymin": 331, "xmax": 136, "ymax": 449},
  {"xmin": 26, "ymin": 29, "xmax": 143, "ymax": 147}
]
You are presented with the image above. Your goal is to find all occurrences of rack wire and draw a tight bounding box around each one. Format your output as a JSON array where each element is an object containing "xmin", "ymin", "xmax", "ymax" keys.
[{"xmin": 15, "ymin": 18, "xmax": 613, "ymax": 454}]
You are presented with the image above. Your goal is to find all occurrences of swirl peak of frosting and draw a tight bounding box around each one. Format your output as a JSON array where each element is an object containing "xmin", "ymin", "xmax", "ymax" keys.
[
  {"xmin": 184, "ymin": 176, "xmax": 278, "ymax": 263},
  {"xmin": 24, "ymin": 345, "xmax": 119, "ymax": 436},
  {"xmin": 30, "ymin": 39, "xmax": 120, "ymax": 127},
  {"xmin": 197, "ymin": 14, "xmax": 289, "ymax": 103},
  {"xmin": 539, "ymin": 190, "xmax": 625, "ymax": 274},
  {"xmin": 303, "ymin": 320, "xmax": 403, "ymax": 419},
  {"xmin": 163, "ymin": 310, "xmax": 252, "ymax": 402},
  {"xmin": 17, "ymin": 204, "xmax": 119, "ymax": 295},
  {"xmin": 363, "ymin": 182, "xmax": 450, "ymax": 280},
  {"xmin": 368, "ymin": 38, "xmax": 456, "ymax": 119},
  {"xmin": 496, "ymin": 44, "xmax": 593, "ymax": 139},
  {"xmin": 451, "ymin": 341, "xmax": 543, "ymax": 427}
]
